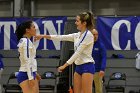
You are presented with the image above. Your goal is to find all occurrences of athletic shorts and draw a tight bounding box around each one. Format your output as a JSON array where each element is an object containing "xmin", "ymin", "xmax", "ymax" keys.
[
  {"xmin": 75, "ymin": 62, "xmax": 95, "ymax": 75},
  {"xmin": 16, "ymin": 71, "xmax": 36, "ymax": 84}
]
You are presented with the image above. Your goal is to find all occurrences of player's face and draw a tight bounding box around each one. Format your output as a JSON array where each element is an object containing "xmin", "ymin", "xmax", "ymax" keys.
[
  {"xmin": 75, "ymin": 16, "xmax": 86, "ymax": 31},
  {"xmin": 29, "ymin": 23, "xmax": 36, "ymax": 36}
]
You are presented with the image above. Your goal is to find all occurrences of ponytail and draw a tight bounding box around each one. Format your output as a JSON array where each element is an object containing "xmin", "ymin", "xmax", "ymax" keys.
[{"xmin": 78, "ymin": 11, "xmax": 95, "ymax": 30}]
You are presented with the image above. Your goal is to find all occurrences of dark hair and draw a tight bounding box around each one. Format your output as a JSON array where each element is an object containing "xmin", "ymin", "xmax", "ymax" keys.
[
  {"xmin": 78, "ymin": 11, "xmax": 95, "ymax": 30},
  {"xmin": 15, "ymin": 20, "xmax": 33, "ymax": 41}
]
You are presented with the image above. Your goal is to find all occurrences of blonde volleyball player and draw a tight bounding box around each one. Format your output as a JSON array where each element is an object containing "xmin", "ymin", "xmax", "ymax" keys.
[{"xmin": 35, "ymin": 11, "xmax": 96, "ymax": 93}]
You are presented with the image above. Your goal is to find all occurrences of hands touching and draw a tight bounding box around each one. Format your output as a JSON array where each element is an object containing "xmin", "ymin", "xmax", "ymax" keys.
[
  {"xmin": 34, "ymin": 35, "xmax": 51, "ymax": 41},
  {"xmin": 34, "ymin": 35, "xmax": 44, "ymax": 41}
]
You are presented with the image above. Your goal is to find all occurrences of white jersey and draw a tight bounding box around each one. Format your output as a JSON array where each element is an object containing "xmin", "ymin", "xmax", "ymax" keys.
[
  {"xmin": 17, "ymin": 38, "xmax": 37, "ymax": 80},
  {"xmin": 51, "ymin": 30, "xmax": 95, "ymax": 65}
]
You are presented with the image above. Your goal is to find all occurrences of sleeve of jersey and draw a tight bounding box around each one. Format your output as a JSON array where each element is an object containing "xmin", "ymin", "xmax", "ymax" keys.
[
  {"xmin": 67, "ymin": 33, "xmax": 94, "ymax": 65},
  {"xmin": 100, "ymin": 43, "xmax": 107, "ymax": 71},
  {"xmin": 50, "ymin": 33, "xmax": 75, "ymax": 42},
  {"xmin": 22, "ymin": 40, "xmax": 34, "ymax": 80}
]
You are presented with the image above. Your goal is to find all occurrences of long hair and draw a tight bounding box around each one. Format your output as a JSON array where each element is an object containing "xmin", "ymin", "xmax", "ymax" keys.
[
  {"xmin": 78, "ymin": 11, "xmax": 95, "ymax": 30},
  {"xmin": 15, "ymin": 20, "xmax": 33, "ymax": 41}
]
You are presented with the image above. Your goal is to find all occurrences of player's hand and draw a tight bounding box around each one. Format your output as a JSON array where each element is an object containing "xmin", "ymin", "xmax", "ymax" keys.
[
  {"xmin": 29, "ymin": 79, "xmax": 35, "ymax": 88},
  {"xmin": 58, "ymin": 65, "xmax": 65, "ymax": 72},
  {"xmin": 99, "ymin": 71, "xmax": 105, "ymax": 77},
  {"xmin": 36, "ymin": 73, "xmax": 41, "ymax": 81},
  {"xmin": 34, "ymin": 35, "xmax": 44, "ymax": 41},
  {"xmin": 58, "ymin": 63, "xmax": 69, "ymax": 72}
]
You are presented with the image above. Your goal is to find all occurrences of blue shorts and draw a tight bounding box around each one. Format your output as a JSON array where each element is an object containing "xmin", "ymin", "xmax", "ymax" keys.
[
  {"xmin": 16, "ymin": 71, "xmax": 36, "ymax": 84},
  {"xmin": 75, "ymin": 62, "xmax": 95, "ymax": 75}
]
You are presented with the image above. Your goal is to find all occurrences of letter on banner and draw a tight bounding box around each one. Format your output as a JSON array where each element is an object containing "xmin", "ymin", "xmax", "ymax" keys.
[
  {"xmin": 135, "ymin": 22, "xmax": 140, "ymax": 49},
  {"xmin": 111, "ymin": 20, "xmax": 131, "ymax": 50},
  {"xmin": 42, "ymin": 20, "xmax": 63, "ymax": 50},
  {"xmin": 0, "ymin": 22, "xmax": 16, "ymax": 50}
]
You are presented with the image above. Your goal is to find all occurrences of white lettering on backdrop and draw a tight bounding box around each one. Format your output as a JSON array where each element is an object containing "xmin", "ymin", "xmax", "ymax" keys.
[
  {"xmin": 111, "ymin": 20, "xmax": 131, "ymax": 50},
  {"xmin": 0, "ymin": 20, "xmax": 64, "ymax": 50}
]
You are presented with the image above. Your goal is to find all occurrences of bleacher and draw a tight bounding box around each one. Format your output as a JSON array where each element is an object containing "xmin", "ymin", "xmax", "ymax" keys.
[
  {"xmin": 1, "ymin": 49, "xmax": 140, "ymax": 93},
  {"xmin": 0, "ymin": 49, "xmax": 61, "ymax": 93},
  {"xmin": 105, "ymin": 50, "xmax": 140, "ymax": 93}
]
